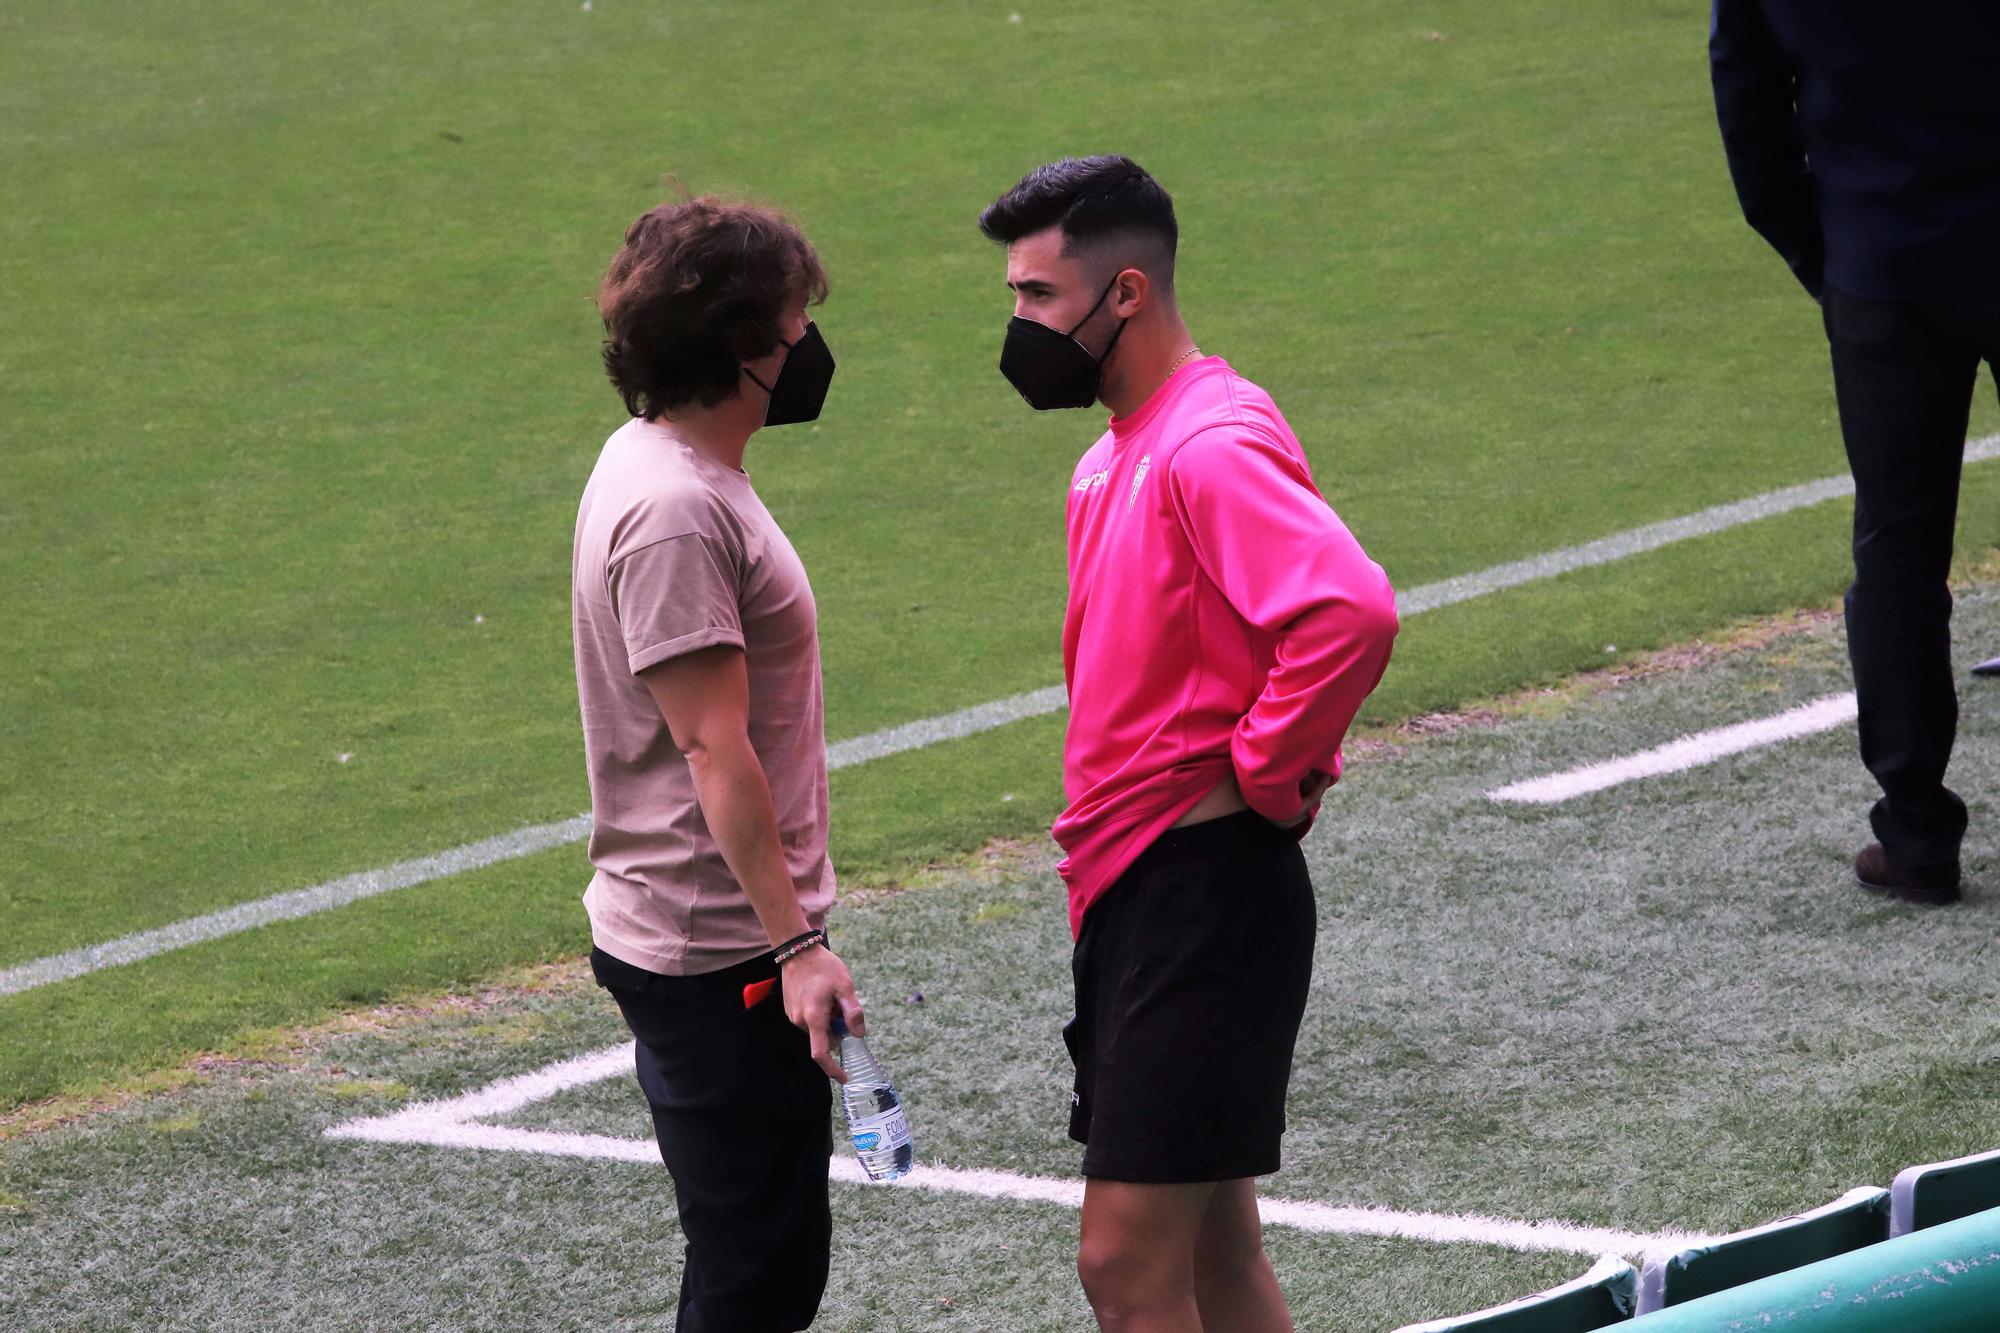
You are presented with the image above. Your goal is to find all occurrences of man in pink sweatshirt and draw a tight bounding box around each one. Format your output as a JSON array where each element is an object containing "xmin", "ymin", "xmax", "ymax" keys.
[{"xmin": 980, "ymin": 156, "xmax": 1400, "ymax": 1333}]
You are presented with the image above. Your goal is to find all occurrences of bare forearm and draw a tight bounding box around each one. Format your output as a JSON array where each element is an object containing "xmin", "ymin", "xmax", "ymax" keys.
[
  {"xmin": 1232, "ymin": 583, "xmax": 1399, "ymax": 821},
  {"xmin": 687, "ymin": 736, "xmax": 811, "ymax": 947}
]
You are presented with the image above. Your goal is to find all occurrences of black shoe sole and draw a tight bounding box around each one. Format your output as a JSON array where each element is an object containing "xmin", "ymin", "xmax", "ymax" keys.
[{"xmin": 1855, "ymin": 875, "xmax": 1963, "ymax": 907}]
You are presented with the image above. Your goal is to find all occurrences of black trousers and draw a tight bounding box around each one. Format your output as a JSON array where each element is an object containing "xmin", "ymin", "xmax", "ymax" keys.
[
  {"xmin": 592, "ymin": 948, "xmax": 832, "ymax": 1333},
  {"xmin": 1823, "ymin": 287, "xmax": 2000, "ymax": 867}
]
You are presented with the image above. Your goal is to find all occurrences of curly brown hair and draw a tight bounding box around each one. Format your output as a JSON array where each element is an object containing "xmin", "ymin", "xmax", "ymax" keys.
[{"xmin": 595, "ymin": 195, "xmax": 829, "ymax": 419}]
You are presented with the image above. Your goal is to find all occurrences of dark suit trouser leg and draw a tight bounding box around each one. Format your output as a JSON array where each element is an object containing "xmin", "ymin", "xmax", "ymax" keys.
[
  {"xmin": 1823, "ymin": 290, "xmax": 1986, "ymax": 867},
  {"xmin": 595, "ymin": 951, "xmax": 833, "ymax": 1333}
]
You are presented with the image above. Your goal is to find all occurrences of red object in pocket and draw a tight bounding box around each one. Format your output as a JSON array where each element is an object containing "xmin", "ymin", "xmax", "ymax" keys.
[{"xmin": 742, "ymin": 977, "xmax": 778, "ymax": 1010}]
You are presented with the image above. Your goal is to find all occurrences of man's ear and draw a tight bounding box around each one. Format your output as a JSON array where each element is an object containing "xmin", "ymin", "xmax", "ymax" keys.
[{"xmin": 1109, "ymin": 267, "xmax": 1150, "ymax": 320}]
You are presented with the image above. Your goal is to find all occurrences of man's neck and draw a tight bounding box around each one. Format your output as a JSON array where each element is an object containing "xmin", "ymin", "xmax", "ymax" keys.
[
  {"xmin": 1101, "ymin": 316, "xmax": 1198, "ymax": 419},
  {"xmin": 659, "ymin": 401, "xmax": 757, "ymax": 472}
]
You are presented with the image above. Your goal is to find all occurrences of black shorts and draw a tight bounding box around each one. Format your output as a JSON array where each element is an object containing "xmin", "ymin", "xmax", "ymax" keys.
[{"xmin": 1065, "ymin": 809, "xmax": 1316, "ymax": 1183}]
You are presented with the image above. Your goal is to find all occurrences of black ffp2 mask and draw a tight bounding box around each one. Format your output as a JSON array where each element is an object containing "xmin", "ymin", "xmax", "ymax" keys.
[
  {"xmin": 998, "ymin": 279, "xmax": 1127, "ymax": 410},
  {"xmin": 744, "ymin": 322, "xmax": 836, "ymax": 427}
]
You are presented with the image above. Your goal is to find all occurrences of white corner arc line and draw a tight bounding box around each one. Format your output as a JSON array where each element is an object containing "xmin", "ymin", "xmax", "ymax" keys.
[
  {"xmin": 323, "ymin": 1044, "xmax": 1716, "ymax": 1260},
  {"xmin": 1488, "ymin": 691, "xmax": 1858, "ymax": 804},
  {"xmin": 8, "ymin": 437, "xmax": 1993, "ymax": 997},
  {"xmin": 389, "ymin": 1040, "xmax": 636, "ymax": 1121}
]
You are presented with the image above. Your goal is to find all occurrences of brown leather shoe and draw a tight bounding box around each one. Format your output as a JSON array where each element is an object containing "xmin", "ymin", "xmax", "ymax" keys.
[{"xmin": 1855, "ymin": 844, "xmax": 1962, "ymax": 906}]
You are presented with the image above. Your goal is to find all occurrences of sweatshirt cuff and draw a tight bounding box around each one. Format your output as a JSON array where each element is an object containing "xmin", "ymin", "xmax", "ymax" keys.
[{"xmin": 1232, "ymin": 750, "xmax": 1301, "ymax": 824}]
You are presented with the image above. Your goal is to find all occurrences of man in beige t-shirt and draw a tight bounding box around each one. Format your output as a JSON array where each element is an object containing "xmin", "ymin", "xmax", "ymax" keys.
[
  {"xmin": 574, "ymin": 417, "xmax": 836, "ymax": 975},
  {"xmin": 574, "ymin": 195, "xmax": 863, "ymax": 1332}
]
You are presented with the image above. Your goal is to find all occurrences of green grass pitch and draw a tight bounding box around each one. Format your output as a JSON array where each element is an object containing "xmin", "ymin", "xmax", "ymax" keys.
[{"xmin": 3, "ymin": 0, "xmax": 1998, "ymax": 1124}]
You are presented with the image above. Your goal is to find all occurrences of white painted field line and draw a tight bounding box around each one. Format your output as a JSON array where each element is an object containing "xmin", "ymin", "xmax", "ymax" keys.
[
  {"xmin": 0, "ymin": 691, "xmax": 1072, "ymax": 1000},
  {"xmin": 0, "ymin": 814, "xmax": 596, "ymax": 998},
  {"xmin": 322, "ymin": 1041, "xmax": 646, "ymax": 1159},
  {"xmin": 11, "ymin": 435, "xmax": 1995, "ymax": 997},
  {"xmin": 396, "ymin": 1040, "xmax": 635, "ymax": 1121},
  {"xmin": 1250, "ymin": 1197, "xmax": 1706, "ymax": 1258},
  {"xmin": 1488, "ymin": 691, "xmax": 1858, "ymax": 804},
  {"xmin": 825, "ymin": 685, "xmax": 1070, "ymax": 769},
  {"xmin": 328, "ymin": 1115, "xmax": 662, "ymax": 1165},
  {"xmin": 1404, "ymin": 433, "xmax": 1999, "ymax": 614},
  {"xmin": 323, "ymin": 1043, "xmax": 1715, "ymax": 1259}
]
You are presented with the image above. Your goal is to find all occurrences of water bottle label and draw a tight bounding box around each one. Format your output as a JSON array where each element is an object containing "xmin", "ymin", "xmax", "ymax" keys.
[{"xmin": 848, "ymin": 1106, "xmax": 912, "ymax": 1154}]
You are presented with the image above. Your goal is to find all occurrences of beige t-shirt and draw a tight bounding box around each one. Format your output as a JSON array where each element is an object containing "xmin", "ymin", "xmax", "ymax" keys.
[{"xmin": 571, "ymin": 417, "xmax": 834, "ymax": 976}]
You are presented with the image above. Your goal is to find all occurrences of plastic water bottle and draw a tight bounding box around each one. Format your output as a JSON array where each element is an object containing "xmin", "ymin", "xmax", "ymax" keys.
[{"xmin": 830, "ymin": 1011, "xmax": 914, "ymax": 1181}]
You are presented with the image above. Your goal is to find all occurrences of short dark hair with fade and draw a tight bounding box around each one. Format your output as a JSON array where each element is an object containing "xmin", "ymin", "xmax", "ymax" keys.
[
  {"xmin": 594, "ymin": 195, "xmax": 829, "ymax": 419},
  {"xmin": 978, "ymin": 155, "xmax": 1178, "ymax": 278}
]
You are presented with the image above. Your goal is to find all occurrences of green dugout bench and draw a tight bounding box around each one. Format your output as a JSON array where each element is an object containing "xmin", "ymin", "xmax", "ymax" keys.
[{"xmin": 1390, "ymin": 1145, "xmax": 2000, "ymax": 1331}]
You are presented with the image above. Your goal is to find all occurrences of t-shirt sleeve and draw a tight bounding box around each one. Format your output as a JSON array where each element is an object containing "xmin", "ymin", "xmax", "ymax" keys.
[{"xmin": 605, "ymin": 532, "xmax": 745, "ymax": 675}]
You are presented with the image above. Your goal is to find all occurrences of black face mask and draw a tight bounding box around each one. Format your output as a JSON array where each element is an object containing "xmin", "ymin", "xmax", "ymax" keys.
[
  {"xmin": 998, "ymin": 278, "xmax": 1127, "ymax": 410},
  {"xmin": 744, "ymin": 322, "xmax": 836, "ymax": 427}
]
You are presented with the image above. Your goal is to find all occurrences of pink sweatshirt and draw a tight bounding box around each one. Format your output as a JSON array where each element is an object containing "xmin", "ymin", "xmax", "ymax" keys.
[{"xmin": 1054, "ymin": 356, "xmax": 1399, "ymax": 936}]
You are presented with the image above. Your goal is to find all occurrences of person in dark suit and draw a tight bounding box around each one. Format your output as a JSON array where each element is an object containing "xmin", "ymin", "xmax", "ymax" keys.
[{"xmin": 1710, "ymin": 0, "xmax": 2000, "ymax": 905}]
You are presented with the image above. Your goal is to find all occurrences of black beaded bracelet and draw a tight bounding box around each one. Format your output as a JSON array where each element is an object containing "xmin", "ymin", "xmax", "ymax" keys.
[{"xmin": 773, "ymin": 930, "xmax": 826, "ymax": 966}]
